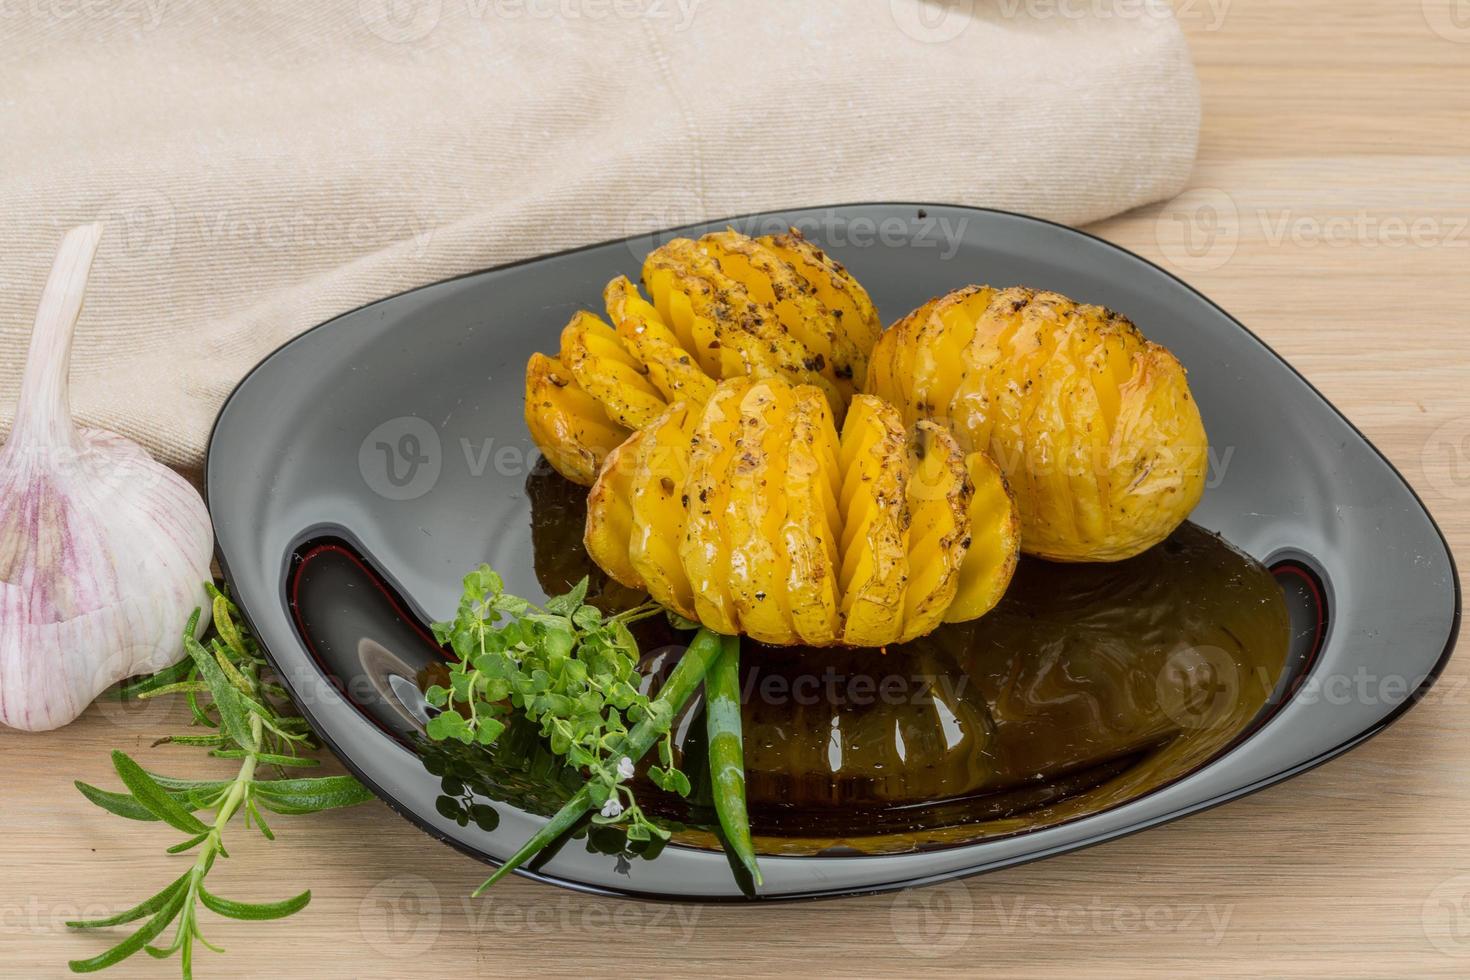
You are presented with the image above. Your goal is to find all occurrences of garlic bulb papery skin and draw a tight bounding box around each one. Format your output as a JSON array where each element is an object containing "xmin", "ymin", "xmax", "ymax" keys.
[{"xmin": 0, "ymin": 224, "xmax": 215, "ymax": 731}]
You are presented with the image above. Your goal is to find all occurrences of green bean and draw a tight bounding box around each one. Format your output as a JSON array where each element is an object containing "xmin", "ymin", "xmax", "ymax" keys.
[
  {"xmin": 473, "ymin": 627, "xmax": 726, "ymax": 895},
  {"xmin": 705, "ymin": 634, "xmax": 761, "ymax": 885}
]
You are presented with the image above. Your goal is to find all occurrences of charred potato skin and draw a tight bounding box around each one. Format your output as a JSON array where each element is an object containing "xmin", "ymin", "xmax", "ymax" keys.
[
  {"xmin": 869, "ymin": 286, "xmax": 1208, "ymax": 563},
  {"xmin": 582, "ymin": 377, "xmax": 1020, "ymax": 647}
]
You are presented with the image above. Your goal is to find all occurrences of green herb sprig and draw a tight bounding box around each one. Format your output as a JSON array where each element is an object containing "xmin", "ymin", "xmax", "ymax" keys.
[
  {"xmin": 472, "ymin": 626, "xmax": 724, "ymax": 893},
  {"xmin": 425, "ymin": 567, "xmax": 690, "ymax": 847},
  {"xmin": 68, "ymin": 585, "xmax": 374, "ymax": 977}
]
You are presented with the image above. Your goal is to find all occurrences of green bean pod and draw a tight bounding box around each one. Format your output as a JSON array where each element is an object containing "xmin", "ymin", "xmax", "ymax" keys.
[
  {"xmin": 705, "ymin": 635, "xmax": 761, "ymax": 885},
  {"xmin": 473, "ymin": 627, "xmax": 725, "ymax": 894}
]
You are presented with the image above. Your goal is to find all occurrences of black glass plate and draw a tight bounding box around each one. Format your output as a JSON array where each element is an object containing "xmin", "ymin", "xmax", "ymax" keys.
[{"xmin": 206, "ymin": 204, "xmax": 1460, "ymax": 900}]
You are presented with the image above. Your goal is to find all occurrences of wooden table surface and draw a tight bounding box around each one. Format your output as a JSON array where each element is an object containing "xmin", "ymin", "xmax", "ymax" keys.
[{"xmin": 4, "ymin": 2, "xmax": 1468, "ymax": 977}]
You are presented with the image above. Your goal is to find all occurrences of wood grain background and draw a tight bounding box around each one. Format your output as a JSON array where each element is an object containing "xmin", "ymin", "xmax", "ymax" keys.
[{"xmin": 3, "ymin": 1, "xmax": 1468, "ymax": 976}]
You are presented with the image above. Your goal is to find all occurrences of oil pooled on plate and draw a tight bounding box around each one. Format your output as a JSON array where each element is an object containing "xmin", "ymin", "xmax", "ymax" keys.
[{"xmin": 289, "ymin": 468, "xmax": 1303, "ymax": 860}]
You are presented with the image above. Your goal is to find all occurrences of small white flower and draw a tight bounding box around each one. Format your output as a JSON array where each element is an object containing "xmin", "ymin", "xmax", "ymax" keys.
[
  {"xmin": 600, "ymin": 796, "xmax": 624, "ymax": 819},
  {"xmin": 616, "ymin": 756, "xmax": 635, "ymax": 781}
]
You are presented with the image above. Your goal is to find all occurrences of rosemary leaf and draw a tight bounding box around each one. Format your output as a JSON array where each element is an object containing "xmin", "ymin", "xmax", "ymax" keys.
[{"xmin": 69, "ymin": 585, "xmax": 374, "ymax": 977}]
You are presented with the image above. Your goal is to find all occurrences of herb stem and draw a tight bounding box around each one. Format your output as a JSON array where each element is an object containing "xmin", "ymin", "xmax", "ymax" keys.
[
  {"xmin": 472, "ymin": 627, "xmax": 726, "ymax": 894},
  {"xmin": 216, "ymin": 711, "xmax": 263, "ymax": 829},
  {"xmin": 69, "ymin": 591, "xmax": 373, "ymax": 978},
  {"xmin": 170, "ymin": 673, "xmax": 264, "ymax": 960}
]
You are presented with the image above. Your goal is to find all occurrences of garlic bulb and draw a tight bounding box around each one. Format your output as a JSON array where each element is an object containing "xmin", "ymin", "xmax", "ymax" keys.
[{"xmin": 0, "ymin": 224, "xmax": 215, "ymax": 731}]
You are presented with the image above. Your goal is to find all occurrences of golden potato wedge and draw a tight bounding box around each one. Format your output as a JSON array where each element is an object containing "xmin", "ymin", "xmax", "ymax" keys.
[
  {"xmin": 722, "ymin": 381, "xmax": 800, "ymax": 645},
  {"xmin": 1098, "ymin": 344, "xmax": 1208, "ymax": 561},
  {"xmin": 524, "ymin": 352, "xmax": 629, "ymax": 486},
  {"xmin": 642, "ymin": 251, "xmax": 729, "ymax": 379},
  {"xmin": 907, "ymin": 286, "xmax": 992, "ymax": 432},
  {"xmin": 866, "ymin": 293, "xmax": 942, "ymax": 422}
]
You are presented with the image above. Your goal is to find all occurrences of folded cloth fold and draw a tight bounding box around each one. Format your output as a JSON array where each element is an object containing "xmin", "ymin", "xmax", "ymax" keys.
[{"xmin": 0, "ymin": 0, "xmax": 1198, "ymax": 470}]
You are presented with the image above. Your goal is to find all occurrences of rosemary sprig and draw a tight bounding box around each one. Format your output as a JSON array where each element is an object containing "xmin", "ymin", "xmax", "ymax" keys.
[{"xmin": 68, "ymin": 585, "xmax": 374, "ymax": 977}]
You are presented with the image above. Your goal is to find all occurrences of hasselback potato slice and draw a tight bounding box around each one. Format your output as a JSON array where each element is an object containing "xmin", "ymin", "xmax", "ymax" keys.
[
  {"xmin": 643, "ymin": 239, "xmax": 845, "ymax": 413},
  {"xmin": 759, "ymin": 230, "xmax": 883, "ymax": 371},
  {"xmin": 525, "ymin": 229, "xmax": 878, "ymax": 486},
  {"xmin": 867, "ymin": 286, "xmax": 1208, "ymax": 563},
  {"xmin": 584, "ymin": 378, "xmax": 1020, "ymax": 647},
  {"xmin": 605, "ymin": 276, "xmax": 717, "ymax": 406},
  {"xmin": 902, "ymin": 421, "xmax": 976, "ymax": 640},
  {"xmin": 676, "ymin": 382, "xmax": 746, "ymax": 636},
  {"xmin": 724, "ymin": 381, "xmax": 798, "ymax": 643},
  {"xmin": 699, "ymin": 230, "xmax": 868, "ymax": 402},
  {"xmin": 836, "ymin": 395, "xmax": 911, "ymax": 648},
  {"xmin": 524, "ymin": 353, "xmax": 630, "ymax": 487},
  {"xmin": 944, "ymin": 451, "xmax": 1022, "ymax": 624},
  {"xmin": 559, "ymin": 310, "xmax": 668, "ymax": 430},
  {"xmin": 782, "ymin": 387, "xmax": 844, "ymax": 646}
]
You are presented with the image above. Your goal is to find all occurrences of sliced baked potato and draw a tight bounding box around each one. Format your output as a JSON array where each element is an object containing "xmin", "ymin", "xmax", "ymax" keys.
[
  {"xmin": 524, "ymin": 229, "xmax": 879, "ymax": 486},
  {"xmin": 868, "ymin": 286, "xmax": 1208, "ymax": 562},
  {"xmin": 584, "ymin": 377, "xmax": 1020, "ymax": 647}
]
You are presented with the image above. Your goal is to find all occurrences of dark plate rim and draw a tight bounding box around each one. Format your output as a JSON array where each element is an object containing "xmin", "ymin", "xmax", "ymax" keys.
[{"xmin": 204, "ymin": 202, "xmax": 1462, "ymax": 902}]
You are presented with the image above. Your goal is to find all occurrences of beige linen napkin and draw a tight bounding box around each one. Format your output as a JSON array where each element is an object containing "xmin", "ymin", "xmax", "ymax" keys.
[{"xmin": 0, "ymin": 0, "xmax": 1199, "ymax": 472}]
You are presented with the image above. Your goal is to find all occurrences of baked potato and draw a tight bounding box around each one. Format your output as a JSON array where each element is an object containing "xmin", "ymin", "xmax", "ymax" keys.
[
  {"xmin": 866, "ymin": 286, "xmax": 1208, "ymax": 562},
  {"xmin": 584, "ymin": 377, "xmax": 1020, "ymax": 647},
  {"xmin": 525, "ymin": 229, "xmax": 879, "ymax": 486}
]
